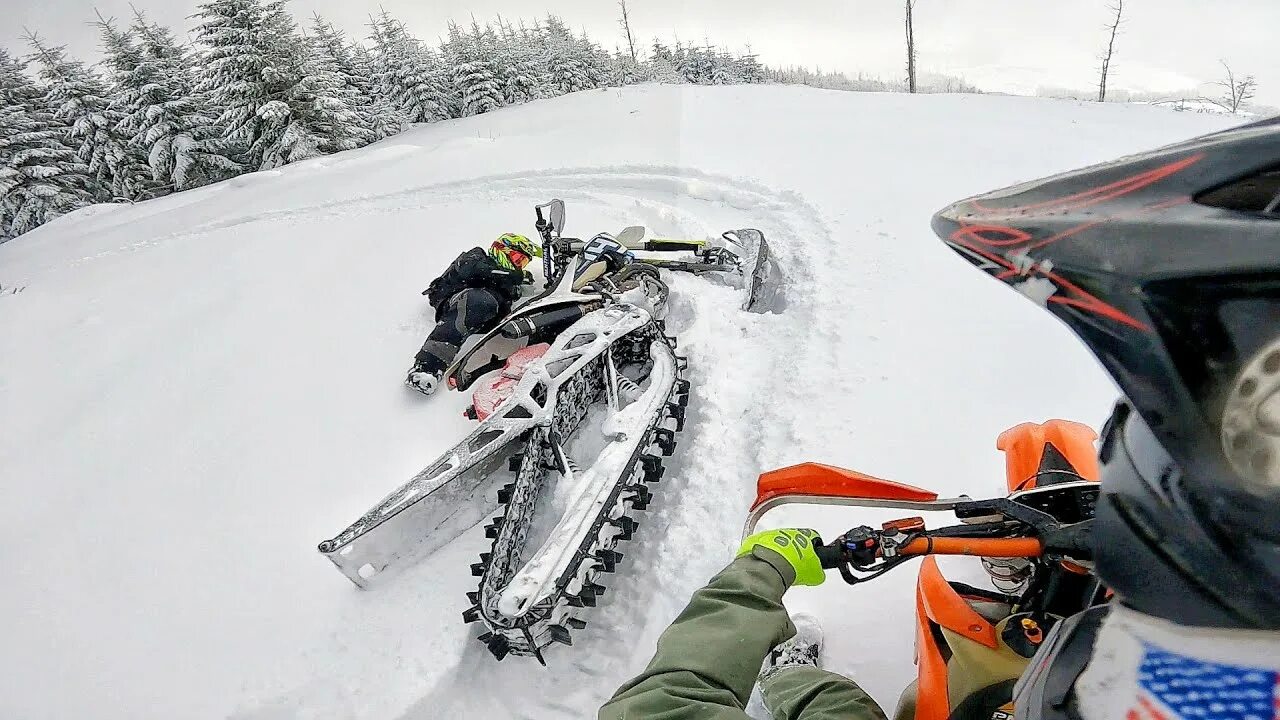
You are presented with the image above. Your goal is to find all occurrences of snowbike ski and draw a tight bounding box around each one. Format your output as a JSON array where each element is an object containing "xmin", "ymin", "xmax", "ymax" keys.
[{"xmin": 544, "ymin": 223, "xmax": 775, "ymax": 314}]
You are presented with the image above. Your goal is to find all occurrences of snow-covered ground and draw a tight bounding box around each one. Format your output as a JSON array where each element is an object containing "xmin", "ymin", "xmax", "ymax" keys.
[{"xmin": 0, "ymin": 85, "xmax": 1239, "ymax": 720}]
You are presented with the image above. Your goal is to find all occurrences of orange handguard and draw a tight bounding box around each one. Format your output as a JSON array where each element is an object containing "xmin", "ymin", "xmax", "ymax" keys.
[{"xmin": 900, "ymin": 536, "xmax": 1043, "ymax": 558}]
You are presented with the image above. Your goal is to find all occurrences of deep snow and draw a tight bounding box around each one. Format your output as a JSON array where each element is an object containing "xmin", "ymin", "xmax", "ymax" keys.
[{"xmin": 0, "ymin": 84, "xmax": 1239, "ymax": 720}]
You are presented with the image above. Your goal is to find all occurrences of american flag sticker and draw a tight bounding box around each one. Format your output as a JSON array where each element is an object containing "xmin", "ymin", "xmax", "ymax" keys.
[{"xmin": 1129, "ymin": 644, "xmax": 1280, "ymax": 720}]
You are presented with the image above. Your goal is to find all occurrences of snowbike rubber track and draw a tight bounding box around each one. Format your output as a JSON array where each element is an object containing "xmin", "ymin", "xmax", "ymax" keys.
[
  {"xmin": 465, "ymin": 315, "xmax": 688, "ymax": 662},
  {"xmin": 318, "ymin": 303, "xmax": 687, "ymax": 662}
]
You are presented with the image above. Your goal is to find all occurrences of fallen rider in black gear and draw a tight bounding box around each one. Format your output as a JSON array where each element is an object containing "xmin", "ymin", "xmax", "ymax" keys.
[{"xmin": 406, "ymin": 234, "xmax": 542, "ymax": 395}]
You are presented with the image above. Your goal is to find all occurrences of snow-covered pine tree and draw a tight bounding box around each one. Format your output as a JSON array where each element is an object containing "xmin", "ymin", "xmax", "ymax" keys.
[
  {"xmin": 575, "ymin": 30, "xmax": 609, "ymax": 88},
  {"xmin": 540, "ymin": 15, "xmax": 603, "ymax": 96},
  {"xmin": 24, "ymin": 34, "xmax": 151, "ymax": 202},
  {"xmin": 193, "ymin": 0, "xmax": 299, "ymax": 168},
  {"xmin": 194, "ymin": 0, "xmax": 367, "ymax": 169},
  {"xmin": 679, "ymin": 46, "xmax": 715, "ymax": 84},
  {"xmin": 492, "ymin": 20, "xmax": 543, "ymax": 105},
  {"xmin": 293, "ymin": 47, "xmax": 372, "ymax": 155},
  {"xmin": 607, "ymin": 48, "xmax": 644, "ymax": 87},
  {"xmin": 709, "ymin": 50, "xmax": 739, "ymax": 85},
  {"xmin": 735, "ymin": 45, "xmax": 765, "ymax": 84},
  {"xmin": 309, "ymin": 14, "xmax": 401, "ymax": 142},
  {"xmin": 0, "ymin": 49, "xmax": 93, "ymax": 240},
  {"xmin": 349, "ymin": 43, "xmax": 405, "ymax": 139},
  {"xmin": 98, "ymin": 11, "xmax": 239, "ymax": 192},
  {"xmin": 643, "ymin": 40, "xmax": 685, "ymax": 84},
  {"xmin": 368, "ymin": 11, "xmax": 455, "ymax": 123},
  {"xmin": 443, "ymin": 21, "xmax": 505, "ymax": 117}
]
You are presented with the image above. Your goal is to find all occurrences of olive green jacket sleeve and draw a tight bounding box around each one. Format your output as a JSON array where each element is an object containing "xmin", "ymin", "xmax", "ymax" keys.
[{"xmin": 598, "ymin": 547, "xmax": 798, "ymax": 720}]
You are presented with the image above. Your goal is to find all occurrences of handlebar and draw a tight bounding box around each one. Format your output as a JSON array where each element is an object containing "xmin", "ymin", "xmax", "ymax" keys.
[
  {"xmin": 812, "ymin": 524, "xmax": 1046, "ymax": 585},
  {"xmin": 815, "ymin": 543, "xmax": 846, "ymax": 570},
  {"xmin": 900, "ymin": 536, "xmax": 1043, "ymax": 557},
  {"xmin": 815, "ymin": 535, "xmax": 1039, "ymax": 569}
]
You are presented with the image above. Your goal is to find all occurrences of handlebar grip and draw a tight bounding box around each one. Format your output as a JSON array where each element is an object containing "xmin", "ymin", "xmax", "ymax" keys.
[
  {"xmin": 815, "ymin": 542, "xmax": 845, "ymax": 570},
  {"xmin": 900, "ymin": 536, "xmax": 1043, "ymax": 558}
]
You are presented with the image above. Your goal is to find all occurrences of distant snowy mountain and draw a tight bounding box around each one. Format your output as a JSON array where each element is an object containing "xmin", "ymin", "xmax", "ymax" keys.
[{"xmin": 0, "ymin": 84, "xmax": 1239, "ymax": 720}]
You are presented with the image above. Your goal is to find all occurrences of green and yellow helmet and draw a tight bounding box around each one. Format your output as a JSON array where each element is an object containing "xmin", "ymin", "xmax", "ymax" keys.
[{"xmin": 489, "ymin": 233, "xmax": 542, "ymax": 271}]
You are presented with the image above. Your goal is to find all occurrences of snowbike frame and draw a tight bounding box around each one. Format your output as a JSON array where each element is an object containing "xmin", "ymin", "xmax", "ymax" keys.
[{"xmin": 747, "ymin": 421, "xmax": 1103, "ymax": 720}]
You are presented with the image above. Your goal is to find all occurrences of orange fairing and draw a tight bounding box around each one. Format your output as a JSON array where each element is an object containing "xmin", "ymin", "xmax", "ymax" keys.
[
  {"xmin": 751, "ymin": 463, "xmax": 938, "ymax": 511},
  {"xmin": 918, "ymin": 557, "xmax": 998, "ymax": 648},
  {"xmin": 914, "ymin": 576, "xmax": 950, "ymax": 720},
  {"xmin": 996, "ymin": 420, "xmax": 1100, "ymax": 492},
  {"xmin": 913, "ymin": 556, "xmax": 998, "ymax": 720}
]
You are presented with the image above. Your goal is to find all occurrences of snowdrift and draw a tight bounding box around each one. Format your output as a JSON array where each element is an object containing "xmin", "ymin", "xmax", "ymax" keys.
[{"xmin": 0, "ymin": 84, "xmax": 1239, "ymax": 720}]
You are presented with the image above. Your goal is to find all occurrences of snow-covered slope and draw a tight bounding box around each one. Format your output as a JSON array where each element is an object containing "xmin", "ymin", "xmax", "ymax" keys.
[{"xmin": 0, "ymin": 85, "xmax": 1238, "ymax": 720}]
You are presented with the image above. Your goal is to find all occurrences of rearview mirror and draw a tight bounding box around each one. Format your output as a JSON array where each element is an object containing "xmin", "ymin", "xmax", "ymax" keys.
[{"xmin": 548, "ymin": 199, "xmax": 565, "ymax": 235}]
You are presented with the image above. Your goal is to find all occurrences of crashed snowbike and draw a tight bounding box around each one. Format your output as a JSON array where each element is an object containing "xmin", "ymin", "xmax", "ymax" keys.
[
  {"xmin": 745, "ymin": 419, "xmax": 1102, "ymax": 720},
  {"xmin": 442, "ymin": 199, "xmax": 774, "ymax": 396},
  {"xmin": 319, "ymin": 201, "xmax": 771, "ymax": 663}
]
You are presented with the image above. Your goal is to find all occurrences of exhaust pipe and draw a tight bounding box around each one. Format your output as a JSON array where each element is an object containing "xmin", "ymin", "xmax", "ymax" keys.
[{"xmin": 500, "ymin": 305, "xmax": 591, "ymax": 339}]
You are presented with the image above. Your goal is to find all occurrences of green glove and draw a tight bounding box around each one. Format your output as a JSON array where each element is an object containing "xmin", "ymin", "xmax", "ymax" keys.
[{"xmin": 738, "ymin": 528, "xmax": 826, "ymax": 587}]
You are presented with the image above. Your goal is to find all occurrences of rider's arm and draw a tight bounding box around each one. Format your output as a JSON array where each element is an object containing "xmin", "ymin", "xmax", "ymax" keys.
[{"xmin": 597, "ymin": 547, "xmax": 797, "ymax": 720}]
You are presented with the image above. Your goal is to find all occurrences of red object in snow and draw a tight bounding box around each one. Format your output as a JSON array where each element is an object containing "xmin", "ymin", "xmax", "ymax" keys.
[{"xmin": 470, "ymin": 343, "xmax": 552, "ymax": 421}]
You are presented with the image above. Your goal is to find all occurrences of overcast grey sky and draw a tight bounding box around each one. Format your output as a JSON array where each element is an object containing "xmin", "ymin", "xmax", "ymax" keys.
[{"xmin": 5, "ymin": 0, "xmax": 1278, "ymax": 106}]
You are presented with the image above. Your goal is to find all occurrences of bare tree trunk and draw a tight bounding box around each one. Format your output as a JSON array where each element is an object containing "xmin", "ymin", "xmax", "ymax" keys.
[
  {"xmin": 1098, "ymin": 0, "xmax": 1123, "ymax": 102},
  {"xmin": 618, "ymin": 0, "xmax": 638, "ymax": 63},
  {"xmin": 1213, "ymin": 60, "xmax": 1258, "ymax": 113},
  {"xmin": 905, "ymin": 0, "xmax": 917, "ymax": 93},
  {"xmin": 1222, "ymin": 61, "xmax": 1238, "ymax": 111}
]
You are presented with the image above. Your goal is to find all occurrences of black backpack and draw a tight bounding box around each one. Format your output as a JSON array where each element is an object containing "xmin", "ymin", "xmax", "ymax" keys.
[{"xmin": 424, "ymin": 248, "xmax": 522, "ymax": 311}]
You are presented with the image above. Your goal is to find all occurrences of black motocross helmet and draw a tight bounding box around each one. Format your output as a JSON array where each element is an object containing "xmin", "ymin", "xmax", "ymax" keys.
[{"xmin": 933, "ymin": 116, "xmax": 1280, "ymax": 631}]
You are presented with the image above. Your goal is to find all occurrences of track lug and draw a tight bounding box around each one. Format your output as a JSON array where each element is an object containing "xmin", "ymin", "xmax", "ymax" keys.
[
  {"xmin": 595, "ymin": 548, "xmax": 623, "ymax": 572},
  {"xmin": 628, "ymin": 486, "xmax": 653, "ymax": 510},
  {"xmin": 480, "ymin": 552, "xmax": 491, "ymax": 563},
  {"xmin": 675, "ymin": 355, "xmax": 689, "ymax": 371},
  {"xmin": 463, "ymin": 606, "xmax": 481, "ymax": 623},
  {"xmin": 470, "ymin": 562, "xmax": 487, "ymax": 577},
  {"xmin": 584, "ymin": 582, "xmax": 606, "ymax": 597},
  {"xmin": 467, "ymin": 590, "xmax": 480, "ymax": 605},
  {"xmin": 640, "ymin": 454, "xmax": 665, "ymax": 483},
  {"xmin": 675, "ymin": 378, "xmax": 691, "ymax": 395},
  {"xmin": 567, "ymin": 591, "xmax": 597, "ymax": 608},
  {"xmin": 566, "ymin": 617, "xmax": 587, "ymax": 630},
  {"xmin": 653, "ymin": 428, "xmax": 676, "ymax": 456},
  {"xmin": 664, "ymin": 334, "xmax": 678, "ymax": 348},
  {"xmin": 665, "ymin": 403, "xmax": 687, "ymax": 431},
  {"xmin": 508, "ymin": 455, "xmax": 523, "ymax": 472},
  {"xmin": 497, "ymin": 483, "xmax": 514, "ymax": 503},
  {"xmin": 612, "ymin": 515, "xmax": 637, "ymax": 540},
  {"xmin": 485, "ymin": 518, "xmax": 504, "ymax": 539},
  {"xmin": 548, "ymin": 624, "xmax": 573, "ymax": 646},
  {"xmin": 483, "ymin": 633, "xmax": 510, "ymax": 661}
]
